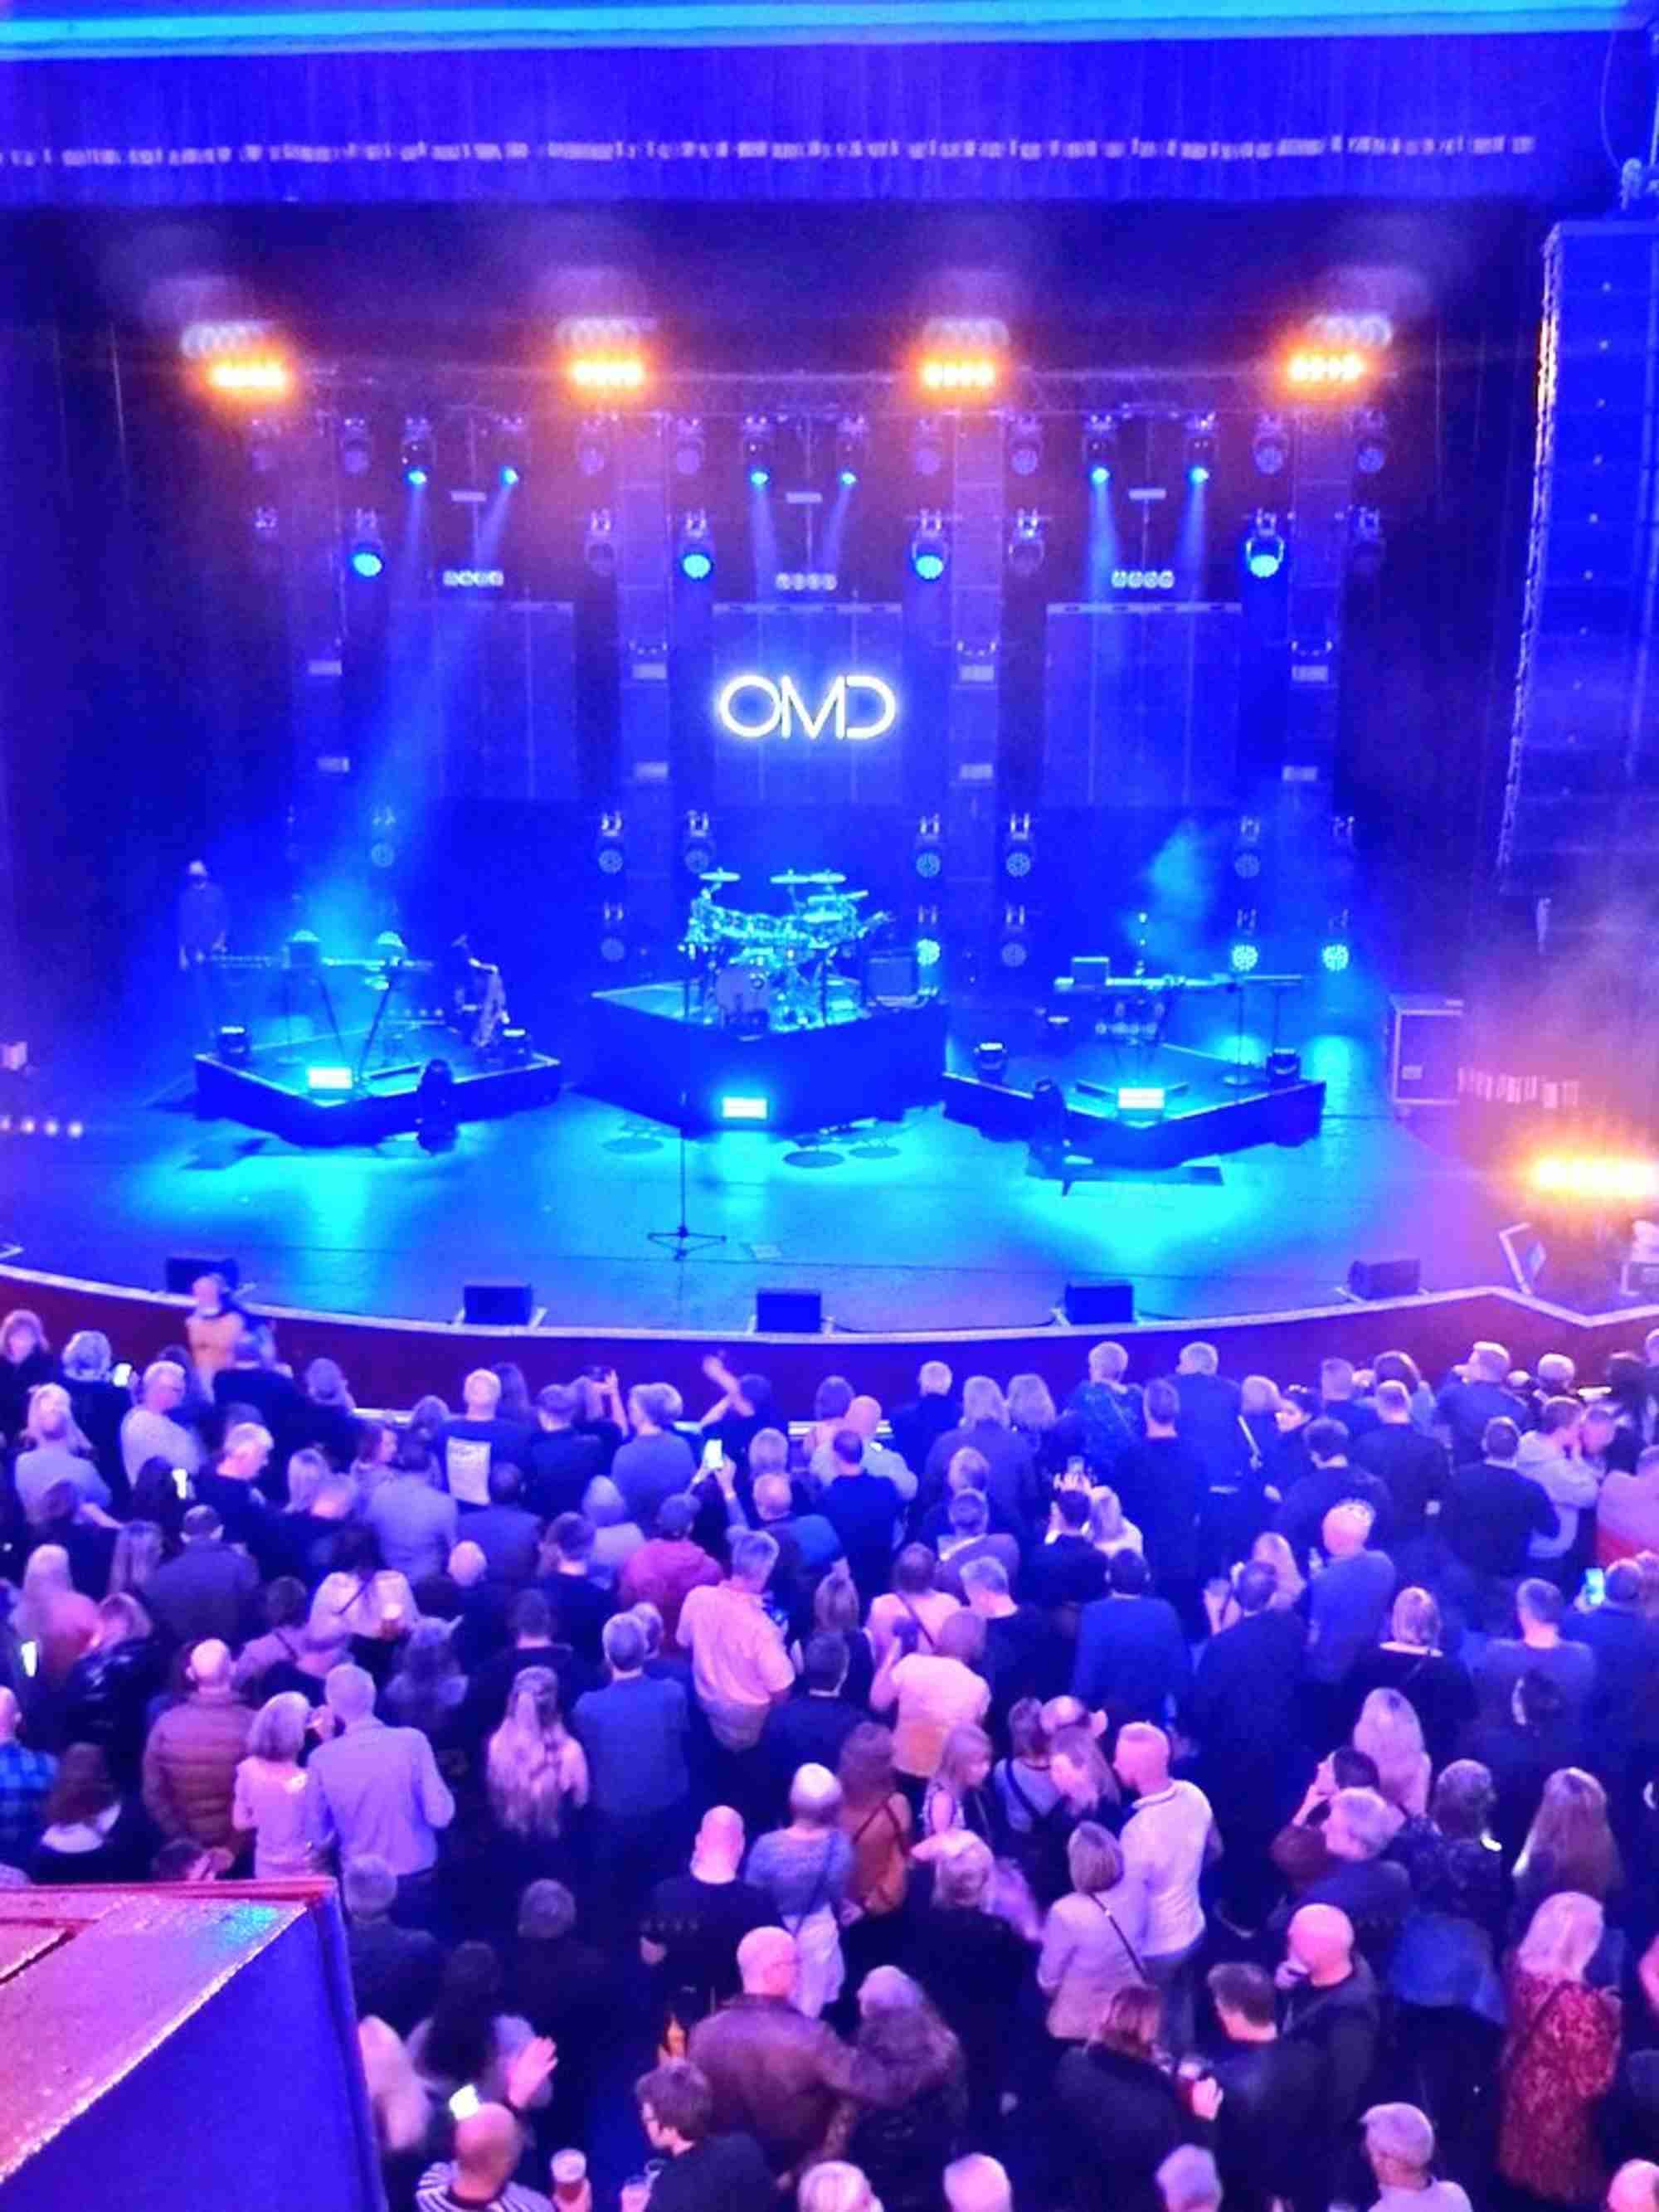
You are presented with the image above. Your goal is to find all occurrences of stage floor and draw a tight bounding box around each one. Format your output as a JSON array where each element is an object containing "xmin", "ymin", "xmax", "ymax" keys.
[{"xmin": 0, "ymin": 988, "xmax": 1525, "ymax": 1331}]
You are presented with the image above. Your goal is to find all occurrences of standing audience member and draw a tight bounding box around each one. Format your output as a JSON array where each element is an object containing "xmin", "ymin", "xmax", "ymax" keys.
[
  {"xmin": 304, "ymin": 1662, "xmax": 456, "ymax": 1897},
  {"xmin": 1113, "ymin": 1721, "xmax": 1216, "ymax": 2052},
  {"xmin": 1498, "ymin": 1891, "xmax": 1622, "ymax": 2210},
  {"xmin": 140, "ymin": 1636, "xmax": 252, "ymax": 1856}
]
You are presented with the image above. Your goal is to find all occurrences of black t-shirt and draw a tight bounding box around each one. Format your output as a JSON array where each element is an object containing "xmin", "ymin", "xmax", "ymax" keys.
[
  {"xmin": 575, "ymin": 1416, "xmax": 625, "ymax": 1473},
  {"xmin": 982, "ymin": 1604, "xmax": 1059, "ymax": 1722},
  {"xmin": 1352, "ymin": 1424, "xmax": 1451, "ymax": 1538},
  {"xmin": 650, "ymin": 2133, "xmax": 774, "ymax": 2212},
  {"xmin": 1274, "ymin": 1464, "xmax": 1394, "ymax": 1559},
  {"xmin": 641, "ymin": 1875, "xmax": 775, "ymax": 2015},
  {"xmin": 1027, "ymin": 1534, "xmax": 1110, "ymax": 1610},
  {"xmin": 523, "ymin": 1428, "xmax": 603, "ymax": 1519},
  {"xmin": 536, "ymin": 1572, "xmax": 612, "ymax": 1663},
  {"xmin": 819, "ymin": 1473, "xmax": 902, "ymax": 1600},
  {"xmin": 1439, "ymin": 1461, "xmax": 1554, "ymax": 1578},
  {"xmin": 1113, "ymin": 1437, "xmax": 1206, "ymax": 1581}
]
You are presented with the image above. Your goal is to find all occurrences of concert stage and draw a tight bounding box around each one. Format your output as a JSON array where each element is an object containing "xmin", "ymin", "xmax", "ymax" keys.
[
  {"xmin": 583, "ymin": 984, "xmax": 948, "ymax": 1131},
  {"xmin": 193, "ymin": 1036, "xmax": 563, "ymax": 1146},
  {"xmin": 942, "ymin": 1038, "xmax": 1326, "ymax": 1170}
]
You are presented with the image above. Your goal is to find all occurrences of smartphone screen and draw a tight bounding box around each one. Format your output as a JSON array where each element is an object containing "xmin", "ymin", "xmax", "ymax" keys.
[
  {"xmin": 1583, "ymin": 1568, "xmax": 1606, "ymax": 1608},
  {"xmin": 173, "ymin": 1468, "xmax": 191, "ymax": 1500},
  {"xmin": 448, "ymin": 2085, "xmax": 482, "ymax": 2122},
  {"xmin": 18, "ymin": 1641, "xmax": 37, "ymax": 1678},
  {"xmin": 701, "ymin": 1437, "xmax": 725, "ymax": 1471},
  {"xmin": 111, "ymin": 1363, "xmax": 134, "ymax": 1389}
]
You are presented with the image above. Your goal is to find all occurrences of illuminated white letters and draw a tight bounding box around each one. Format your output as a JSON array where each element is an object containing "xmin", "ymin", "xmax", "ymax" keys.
[{"xmin": 715, "ymin": 673, "xmax": 898, "ymax": 741}]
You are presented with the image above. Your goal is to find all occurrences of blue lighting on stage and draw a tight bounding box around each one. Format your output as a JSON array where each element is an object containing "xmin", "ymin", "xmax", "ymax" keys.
[
  {"xmin": 499, "ymin": 463, "xmax": 521, "ymax": 488},
  {"xmin": 405, "ymin": 464, "xmax": 429, "ymax": 488},
  {"xmin": 1228, "ymin": 938, "xmax": 1261, "ymax": 975},
  {"xmin": 1187, "ymin": 462, "xmax": 1211, "ymax": 486},
  {"xmin": 305, "ymin": 1066, "xmax": 353, "ymax": 1092},
  {"xmin": 718, "ymin": 1093, "xmax": 771, "ymax": 1123},
  {"xmin": 681, "ymin": 547, "xmax": 713, "ymax": 581},
  {"xmin": 916, "ymin": 937, "xmax": 942, "ymax": 970},
  {"xmin": 1089, "ymin": 464, "xmax": 1111, "ymax": 488},
  {"xmin": 839, "ymin": 466, "xmax": 859, "ymax": 488},
  {"xmin": 748, "ymin": 464, "xmax": 771, "ymax": 489},
  {"xmin": 1321, "ymin": 938, "xmax": 1352, "ymax": 973},
  {"xmin": 912, "ymin": 548, "xmax": 944, "ymax": 581},
  {"xmin": 349, "ymin": 544, "xmax": 384, "ymax": 579}
]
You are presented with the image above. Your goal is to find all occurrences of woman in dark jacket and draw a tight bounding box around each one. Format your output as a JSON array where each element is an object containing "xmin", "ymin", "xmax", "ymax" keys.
[
  {"xmin": 61, "ymin": 1594, "xmax": 163, "ymax": 1788},
  {"xmin": 844, "ymin": 1969, "xmax": 967, "ymax": 2212},
  {"xmin": 906, "ymin": 1833, "xmax": 1034, "ymax": 2137},
  {"xmin": 1053, "ymin": 1986, "xmax": 1218, "ymax": 2212},
  {"xmin": 28, "ymin": 1742, "xmax": 155, "ymax": 1884}
]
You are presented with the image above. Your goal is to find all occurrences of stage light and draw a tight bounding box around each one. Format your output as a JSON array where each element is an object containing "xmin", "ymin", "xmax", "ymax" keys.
[
  {"xmin": 1117, "ymin": 1087, "xmax": 1167, "ymax": 1118},
  {"xmin": 1232, "ymin": 816, "xmax": 1263, "ymax": 880},
  {"xmin": 1002, "ymin": 814, "xmax": 1034, "ymax": 880},
  {"xmin": 338, "ymin": 417, "xmax": 372, "ymax": 477},
  {"xmin": 671, "ymin": 418, "xmax": 706, "ymax": 479},
  {"xmin": 677, "ymin": 511, "xmax": 714, "ymax": 582},
  {"xmin": 919, "ymin": 357, "xmax": 1000, "ymax": 396},
  {"xmin": 216, "ymin": 1023, "xmax": 252, "ymax": 1068},
  {"xmin": 576, "ymin": 420, "xmax": 612, "ymax": 478},
  {"xmin": 347, "ymin": 512, "xmax": 386, "ymax": 580},
  {"xmin": 998, "ymin": 905, "xmax": 1031, "ymax": 970},
  {"xmin": 742, "ymin": 416, "xmax": 774, "ymax": 489},
  {"xmin": 306, "ymin": 1066, "xmax": 353, "ymax": 1092},
  {"xmin": 1285, "ymin": 347, "xmax": 1375, "ymax": 390},
  {"xmin": 1252, "ymin": 415, "xmax": 1290, "ymax": 475},
  {"xmin": 718, "ymin": 1094, "xmax": 771, "ymax": 1124},
  {"xmin": 595, "ymin": 811, "xmax": 625, "ymax": 875},
  {"xmin": 1185, "ymin": 416, "xmax": 1216, "ymax": 486},
  {"xmin": 494, "ymin": 415, "xmax": 527, "ymax": 488},
  {"xmin": 400, "ymin": 417, "xmax": 434, "ymax": 489},
  {"xmin": 583, "ymin": 510, "xmax": 617, "ymax": 578},
  {"xmin": 203, "ymin": 354, "xmax": 293, "ymax": 402},
  {"xmin": 566, "ymin": 352, "xmax": 646, "ymax": 394},
  {"xmin": 1350, "ymin": 504, "xmax": 1385, "ymax": 580},
  {"xmin": 682, "ymin": 810, "xmax": 716, "ymax": 876},
  {"xmin": 910, "ymin": 513, "xmax": 948, "ymax": 582},
  {"xmin": 1243, "ymin": 512, "xmax": 1287, "ymax": 580},
  {"xmin": 1083, "ymin": 415, "xmax": 1117, "ymax": 485},
  {"xmin": 916, "ymin": 934, "xmax": 943, "ymax": 971},
  {"xmin": 1354, "ymin": 407, "xmax": 1389, "ymax": 475},
  {"xmin": 912, "ymin": 815, "xmax": 944, "ymax": 880},
  {"xmin": 973, "ymin": 1040, "xmax": 1010, "ymax": 1084},
  {"xmin": 1321, "ymin": 909, "xmax": 1352, "ymax": 973},
  {"xmin": 66, "ymin": 1121, "xmax": 84, "ymax": 1139},
  {"xmin": 1529, "ymin": 1154, "xmax": 1659, "ymax": 1202},
  {"xmin": 253, "ymin": 506, "xmax": 280, "ymax": 543},
  {"xmin": 911, "ymin": 420, "xmax": 946, "ymax": 479},
  {"xmin": 598, "ymin": 902, "xmax": 628, "ymax": 965},
  {"xmin": 1008, "ymin": 416, "xmax": 1044, "ymax": 478},
  {"xmin": 1007, "ymin": 511, "xmax": 1046, "ymax": 579},
  {"xmin": 1228, "ymin": 908, "xmax": 1260, "ymax": 975},
  {"xmin": 835, "ymin": 414, "xmax": 868, "ymax": 488}
]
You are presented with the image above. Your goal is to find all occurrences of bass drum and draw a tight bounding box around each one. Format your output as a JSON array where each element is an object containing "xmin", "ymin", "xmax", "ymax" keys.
[{"xmin": 713, "ymin": 960, "xmax": 772, "ymax": 1024}]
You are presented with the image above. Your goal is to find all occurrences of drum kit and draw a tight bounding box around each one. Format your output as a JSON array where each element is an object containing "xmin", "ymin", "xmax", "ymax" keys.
[{"xmin": 683, "ymin": 868, "xmax": 886, "ymax": 1031}]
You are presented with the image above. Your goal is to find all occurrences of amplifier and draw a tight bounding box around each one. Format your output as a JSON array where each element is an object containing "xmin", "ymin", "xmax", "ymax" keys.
[{"xmin": 1388, "ymin": 994, "xmax": 1464, "ymax": 1109}]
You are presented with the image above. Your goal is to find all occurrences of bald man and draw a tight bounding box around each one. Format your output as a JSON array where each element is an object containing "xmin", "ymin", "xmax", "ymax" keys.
[
  {"xmin": 416, "ymin": 2102, "xmax": 552, "ymax": 2212},
  {"xmin": 1280, "ymin": 1904, "xmax": 1381, "ymax": 2206},
  {"xmin": 945, "ymin": 2155, "xmax": 1014, "ymax": 2212},
  {"xmin": 1609, "ymin": 2162, "xmax": 1659, "ymax": 2212},
  {"xmin": 687, "ymin": 1928, "xmax": 878, "ymax": 2176},
  {"xmin": 140, "ymin": 1636, "xmax": 253, "ymax": 1853},
  {"xmin": 0, "ymin": 1686, "xmax": 56, "ymax": 1867},
  {"xmin": 639, "ymin": 1806, "xmax": 772, "ymax": 2010}
]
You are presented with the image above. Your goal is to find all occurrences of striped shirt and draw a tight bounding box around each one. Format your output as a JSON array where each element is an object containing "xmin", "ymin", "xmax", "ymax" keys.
[{"xmin": 415, "ymin": 2167, "xmax": 552, "ymax": 2212}]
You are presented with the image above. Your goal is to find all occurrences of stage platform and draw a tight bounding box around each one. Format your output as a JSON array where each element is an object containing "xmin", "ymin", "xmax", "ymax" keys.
[
  {"xmin": 193, "ymin": 1037, "xmax": 563, "ymax": 1146},
  {"xmin": 942, "ymin": 1038, "xmax": 1325, "ymax": 1169},
  {"xmin": 583, "ymin": 984, "xmax": 948, "ymax": 1131}
]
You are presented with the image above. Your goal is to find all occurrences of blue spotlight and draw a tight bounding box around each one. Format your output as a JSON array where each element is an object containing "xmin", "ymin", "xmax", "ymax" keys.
[
  {"xmin": 350, "ymin": 544, "xmax": 385, "ymax": 580},
  {"xmin": 1188, "ymin": 462, "xmax": 1211, "ymax": 487},
  {"xmin": 1321, "ymin": 939, "xmax": 1352, "ymax": 974},
  {"xmin": 348, "ymin": 512, "xmax": 386, "ymax": 579},
  {"xmin": 839, "ymin": 466, "xmax": 859, "ymax": 489},
  {"xmin": 748, "ymin": 465, "xmax": 771, "ymax": 489},
  {"xmin": 405, "ymin": 464, "xmax": 429, "ymax": 489},
  {"xmin": 1243, "ymin": 513, "xmax": 1287, "ymax": 581},
  {"xmin": 400, "ymin": 416, "xmax": 434, "ymax": 489},
  {"xmin": 1228, "ymin": 937, "xmax": 1260, "ymax": 975},
  {"xmin": 910, "ymin": 511, "xmax": 948, "ymax": 582},
  {"xmin": 1184, "ymin": 416, "xmax": 1216, "ymax": 488},
  {"xmin": 499, "ymin": 463, "xmax": 522, "ymax": 489},
  {"xmin": 678, "ymin": 511, "xmax": 714, "ymax": 581},
  {"xmin": 682, "ymin": 547, "xmax": 713, "ymax": 581},
  {"xmin": 1089, "ymin": 464, "xmax": 1111, "ymax": 489}
]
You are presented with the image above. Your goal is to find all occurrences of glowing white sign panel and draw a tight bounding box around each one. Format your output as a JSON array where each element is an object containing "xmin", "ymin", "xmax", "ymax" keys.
[{"xmin": 716, "ymin": 673, "xmax": 898, "ymax": 742}]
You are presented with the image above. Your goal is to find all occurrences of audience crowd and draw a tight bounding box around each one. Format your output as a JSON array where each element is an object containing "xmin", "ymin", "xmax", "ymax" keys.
[{"xmin": 7, "ymin": 1291, "xmax": 1659, "ymax": 2212}]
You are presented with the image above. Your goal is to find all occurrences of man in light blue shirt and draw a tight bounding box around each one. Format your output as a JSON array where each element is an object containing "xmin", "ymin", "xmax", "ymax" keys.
[{"xmin": 305, "ymin": 1664, "xmax": 455, "ymax": 1880}]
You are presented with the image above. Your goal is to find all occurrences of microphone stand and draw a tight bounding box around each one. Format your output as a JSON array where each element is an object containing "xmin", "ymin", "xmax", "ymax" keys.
[{"xmin": 648, "ymin": 1091, "xmax": 727, "ymax": 1261}]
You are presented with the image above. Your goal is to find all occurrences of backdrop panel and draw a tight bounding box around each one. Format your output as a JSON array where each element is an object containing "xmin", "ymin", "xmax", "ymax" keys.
[
  {"xmin": 710, "ymin": 602, "xmax": 906, "ymax": 809},
  {"xmin": 0, "ymin": 31, "xmax": 1631, "ymax": 207},
  {"xmin": 1044, "ymin": 600, "xmax": 1242, "ymax": 807},
  {"xmin": 399, "ymin": 600, "xmax": 577, "ymax": 803}
]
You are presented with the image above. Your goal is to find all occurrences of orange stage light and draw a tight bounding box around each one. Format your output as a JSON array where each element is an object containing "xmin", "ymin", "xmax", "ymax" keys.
[
  {"xmin": 566, "ymin": 355, "xmax": 648, "ymax": 394},
  {"xmin": 202, "ymin": 356, "xmax": 294, "ymax": 401},
  {"xmin": 1527, "ymin": 1154, "xmax": 1659, "ymax": 1203},
  {"xmin": 1284, "ymin": 348, "xmax": 1375, "ymax": 391},
  {"xmin": 917, "ymin": 357, "xmax": 1000, "ymax": 396}
]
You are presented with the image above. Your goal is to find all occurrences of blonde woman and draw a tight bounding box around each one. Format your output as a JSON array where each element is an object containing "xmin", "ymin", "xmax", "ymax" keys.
[
  {"xmin": 485, "ymin": 1664, "xmax": 588, "ymax": 1842},
  {"xmin": 1348, "ymin": 1585, "xmax": 1477, "ymax": 1772},
  {"xmin": 920, "ymin": 1723, "xmax": 995, "ymax": 1844},
  {"xmin": 358, "ymin": 2014, "xmax": 436, "ymax": 2200},
  {"xmin": 1207, "ymin": 1529, "xmax": 1306, "ymax": 1632},
  {"xmin": 1352, "ymin": 1688, "xmax": 1432, "ymax": 1817},
  {"xmin": 1038, "ymin": 1821, "xmax": 1148, "ymax": 2042},
  {"xmin": 1499, "ymin": 1892, "xmax": 1621, "ymax": 2205},
  {"xmin": 232, "ymin": 1690, "xmax": 318, "ymax": 1875},
  {"xmin": 15, "ymin": 1383, "xmax": 109, "ymax": 1524},
  {"xmin": 1087, "ymin": 1486, "xmax": 1143, "ymax": 1561}
]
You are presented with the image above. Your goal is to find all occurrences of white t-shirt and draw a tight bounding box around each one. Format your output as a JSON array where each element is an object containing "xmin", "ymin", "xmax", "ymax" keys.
[
  {"xmin": 1120, "ymin": 1777, "xmax": 1213, "ymax": 1957},
  {"xmin": 1372, "ymin": 2185, "xmax": 1473, "ymax": 2212}
]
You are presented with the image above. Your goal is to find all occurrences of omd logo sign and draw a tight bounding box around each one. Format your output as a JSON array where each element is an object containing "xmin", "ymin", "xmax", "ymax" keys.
[{"xmin": 715, "ymin": 673, "xmax": 898, "ymax": 742}]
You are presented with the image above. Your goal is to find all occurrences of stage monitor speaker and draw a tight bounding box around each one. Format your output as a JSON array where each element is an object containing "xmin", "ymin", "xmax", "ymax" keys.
[
  {"xmin": 865, "ymin": 950, "xmax": 920, "ymax": 1002},
  {"xmin": 756, "ymin": 1288, "xmax": 825, "ymax": 1334},
  {"xmin": 165, "ymin": 1255, "xmax": 240, "ymax": 1295},
  {"xmin": 1063, "ymin": 1281, "xmax": 1136, "ymax": 1325},
  {"xmin": 462, "ymin": 1281, "xmax": 534, "ymax": 1326},
  {"xmin": 1346, "ymin": 1256, "xmax": 1422, "ymax": 1301}
]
